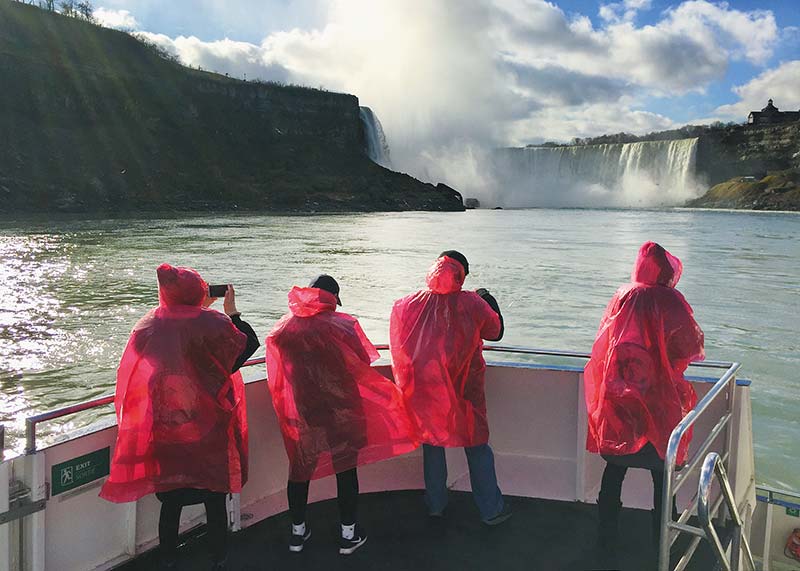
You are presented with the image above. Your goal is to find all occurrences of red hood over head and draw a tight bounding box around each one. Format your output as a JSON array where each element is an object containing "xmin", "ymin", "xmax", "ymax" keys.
[
  {"xmin": 288, "ymin": 286, "xmax": 338, "ymax": 317},
  {"xmin": 156, "ymin": 263, "xmax": 207, "ymax": 307},
  {"xmin": 631, "ymin": 241, "xmax": 683, "ymax": 287},
  {"xmin": 426, "ymin": 256, "xmax": 465, "ymax": 294}
]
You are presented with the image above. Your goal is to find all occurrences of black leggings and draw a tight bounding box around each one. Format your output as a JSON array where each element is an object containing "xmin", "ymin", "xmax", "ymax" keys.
[
  {"xmin": 600, "ymin": 443, "xmax": 676, "ymax": 522},
  {"xmin": 600, "ymin": 462, "xmax": 665, "ymax": 510},
  {"xmin": 156, "ymin": 488, "xmax": 228, "ymax": 562},
  {"xmin": 287, "ymin": 468, "xmax": 359, "ymax": 526}
]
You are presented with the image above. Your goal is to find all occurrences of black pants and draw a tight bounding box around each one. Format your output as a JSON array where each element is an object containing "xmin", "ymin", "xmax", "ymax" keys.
[
  {"xmin": 156, "ymin": 488, "xmax": 228, "ymax": 563},
  {"xmin": 600, "ymin": 443, "xmax": 675, "ymax": 526},
  {"xmin": 287, "ymin": 468, "xmax": 359, "ymax": 526}
]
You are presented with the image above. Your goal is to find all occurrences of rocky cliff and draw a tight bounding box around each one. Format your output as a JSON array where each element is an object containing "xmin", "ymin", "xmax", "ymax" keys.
[
  {"xmin": 0, "ymin": 2, "xmax": 464, "ymax": 213},
  {"xmin": 695, "ymin": 122, "xmax": 800, "ymax": 187}
]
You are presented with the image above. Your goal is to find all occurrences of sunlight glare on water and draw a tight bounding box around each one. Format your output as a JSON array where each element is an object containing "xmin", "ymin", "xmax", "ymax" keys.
[{"xmin": 0, "ymin": 209, "xmax": 797, "ymax": 489}]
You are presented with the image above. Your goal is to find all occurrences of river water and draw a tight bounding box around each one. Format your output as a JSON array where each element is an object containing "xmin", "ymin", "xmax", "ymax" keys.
[{"xmin": 0, "ymin": 209, "xmax": 797, "ymax": 489}]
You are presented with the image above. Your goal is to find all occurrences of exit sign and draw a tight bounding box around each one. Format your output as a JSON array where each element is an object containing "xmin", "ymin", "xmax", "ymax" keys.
[
  {"xmin": 787, "ymin": 507, "xmax": 800, "ymax": 518},
  {"xmin": 51, "ymin": 448, "xmax": 110, "ymax": 496}
]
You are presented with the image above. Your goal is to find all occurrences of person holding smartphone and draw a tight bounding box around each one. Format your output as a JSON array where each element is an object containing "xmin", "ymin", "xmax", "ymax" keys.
[
  {"xmin": 100, "ymin": 264, "xmax": 259, "ymax": 571},
  {"xmin": 389, "ymin": 251, "xmax": 511, "ymax": 526}
]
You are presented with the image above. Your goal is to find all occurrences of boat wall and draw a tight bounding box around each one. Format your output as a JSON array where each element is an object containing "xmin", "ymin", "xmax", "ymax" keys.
[
  {"xmin": 750, "ymin": 489, "xmax": 800, "ymax": 571},
  {"xmin": 0, "ymin": 362, "xmax": 756, "ymax": 571}
]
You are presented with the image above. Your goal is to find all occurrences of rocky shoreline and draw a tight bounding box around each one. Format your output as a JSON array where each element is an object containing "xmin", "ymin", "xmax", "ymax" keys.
[{"xmin": 686, "ymin": 168, "xmax": 800, "ymax": 211}]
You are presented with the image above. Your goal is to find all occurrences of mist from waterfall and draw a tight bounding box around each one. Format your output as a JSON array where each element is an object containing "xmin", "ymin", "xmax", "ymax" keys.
[
  {"xmin": 488, "ymin": 138, "xmax": 702, "ymax": 208},
  {"xmin": 360, "ymin": 107, "xmax": 392, "ymax": 168}
]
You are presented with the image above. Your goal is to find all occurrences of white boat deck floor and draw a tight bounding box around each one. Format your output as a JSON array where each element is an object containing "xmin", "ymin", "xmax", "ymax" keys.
[{"xmin": 114, "ymin": 490, "xmax": 720, "ymax": 571}]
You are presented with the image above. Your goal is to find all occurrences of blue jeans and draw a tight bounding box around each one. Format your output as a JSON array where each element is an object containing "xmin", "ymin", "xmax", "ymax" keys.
[{"xmin": 422, "ymin": 443, "xmax": 504, "ymax": 521}]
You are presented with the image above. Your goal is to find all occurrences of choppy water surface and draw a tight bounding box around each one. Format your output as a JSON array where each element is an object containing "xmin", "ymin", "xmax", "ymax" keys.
[{"xmin": 0, "ymin": 209, "xmax": 797, "ymax": 489}]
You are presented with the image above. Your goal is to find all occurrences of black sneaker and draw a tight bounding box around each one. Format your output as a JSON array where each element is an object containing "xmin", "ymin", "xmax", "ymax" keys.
[
  {"xmin": 482, "ymin": 502, "xmax": 513, "ymax": 526},
  {"xmin": 289, "ymin": 526, "xmax": 311, "ymax": 553},
  {"xmin": 339, "ymin": 526, "xmax": 368, "ymax": 555}
]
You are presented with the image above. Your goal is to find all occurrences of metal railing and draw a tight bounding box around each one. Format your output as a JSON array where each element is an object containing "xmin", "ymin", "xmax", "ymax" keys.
[
  {"xmin": 658, "ymin": 360, "xmax": 743, "ymax": 571},
  {"xmin": 20, "ymin": 345, "xmax": 739, "ymax": 461},
  {"xmin": 697, "ymin": 452, "xmax": 755, "ymax": 571}
]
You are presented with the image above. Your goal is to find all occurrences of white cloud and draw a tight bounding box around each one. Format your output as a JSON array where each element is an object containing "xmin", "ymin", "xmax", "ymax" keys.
[
  {"xmin": 94, "ymin": 7, "xmax": 139, "ymax": 30},
  {"xmin": 714, "ymin": 60, "xmax": 800, "ymax": 119}
]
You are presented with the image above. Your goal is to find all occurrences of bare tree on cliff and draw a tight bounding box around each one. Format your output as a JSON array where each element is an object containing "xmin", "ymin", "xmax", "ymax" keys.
[
  {"xmin": 76, "ymin": 0, "xmax": 94, "ymax": 22},
  {"xmin": 38, "ymin": 0, "xmax": 56, "ymax": 10},
  {"xmin": 59, "ymin": 0, "xmax": 74, "ymax": 16}
]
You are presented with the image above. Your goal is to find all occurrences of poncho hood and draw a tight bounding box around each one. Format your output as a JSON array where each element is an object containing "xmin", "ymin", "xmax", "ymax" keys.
[
  {"xmin": 288, "ymin": 286, "xmax": 337, "ymax": 317},
  {"xmin": 157, "ymin": 263, "xmax": 207, "ymax": 307},
  {"xmin": 631, "ymin": 241, "xmax": 683, "ymax": 288},
  {"xmin": 426, "ymin": 256, "xmax": 465, "ymax": 294}
]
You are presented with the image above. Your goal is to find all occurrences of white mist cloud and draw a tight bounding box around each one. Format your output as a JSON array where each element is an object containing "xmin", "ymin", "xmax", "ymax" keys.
[
  {"xmin": 119, "ymin": 0, "xmax": 785, "ymax": 206},
  {"xmin": 94, "ymin": 7, "xmax": 139, "ymax": 30}
]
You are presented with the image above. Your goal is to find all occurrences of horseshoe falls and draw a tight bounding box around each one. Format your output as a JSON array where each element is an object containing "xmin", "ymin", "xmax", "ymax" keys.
[{"xmin": 492, "ymin": 138, "xmax": 701, "ymax": 207}]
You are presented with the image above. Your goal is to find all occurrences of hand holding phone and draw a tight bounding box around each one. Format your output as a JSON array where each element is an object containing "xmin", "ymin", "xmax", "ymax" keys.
[{"xmin": 208, "ymin": 284, "xmax": 229, "ymax": 298}]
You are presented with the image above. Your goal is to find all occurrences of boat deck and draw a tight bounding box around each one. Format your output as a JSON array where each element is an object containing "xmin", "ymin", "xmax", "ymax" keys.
[{"xmin": 115, "ymin": 490, "xmax": 718, "ymax": 571}]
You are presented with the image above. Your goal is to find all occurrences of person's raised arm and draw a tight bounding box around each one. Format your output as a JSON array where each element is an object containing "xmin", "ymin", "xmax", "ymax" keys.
[
  {"xmin": 476, "ymin": 288, "xmax": 504, "ymax": 342},
  {"xmin": 223, "ymin": 285, "xmax": 260, "ymax": 372}
]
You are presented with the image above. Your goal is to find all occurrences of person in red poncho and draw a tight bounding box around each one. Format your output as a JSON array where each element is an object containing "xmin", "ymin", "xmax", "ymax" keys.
[
  {"xmin": 390, "ymin": 251, "xmax": 512, "ymax": 525},
  {"xmin": 100, "ymin": 264, "xmax": 259, "ymax": 571},
  {"xmin": 266, "ymin": 275, "xmax": 417, "ymax": 555},
  {"xmin": 584, "ymin": 242, "xmax": 704, "ymax": 560}
]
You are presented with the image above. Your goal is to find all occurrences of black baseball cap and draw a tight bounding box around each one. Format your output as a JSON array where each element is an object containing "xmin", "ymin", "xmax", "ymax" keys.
[
  {"xmin": 439, "ymin": 250, "xmax": 469, "ymax": 276},
  {"xmin": 309, "ymin": 274, "xmax": 342, "ymax": 305}
]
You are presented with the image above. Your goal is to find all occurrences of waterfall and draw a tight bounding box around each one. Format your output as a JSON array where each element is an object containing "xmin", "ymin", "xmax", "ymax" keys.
[
  {"xmin": 492, "ymin": 138, "xmax": 700, "ymax": 207},
  {"xmin": 359, "ymin": 106, "xmax": 392, "ymax": 168}
]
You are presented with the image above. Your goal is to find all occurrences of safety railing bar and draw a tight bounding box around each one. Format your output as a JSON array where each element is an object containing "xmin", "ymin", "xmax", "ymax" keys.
[
  {"xmin": 376, "ymin": 343, "xmax": 733, "ymax": 368},
  {"xmin": 698, "ymin": 452, "xmax": 756, "ymax": 571},
  {"xmin": 673, "ymin": 411, "xmax": 732, "ymax": 494},
  {"xmin": 755, "ymin": 484, "xmax": 800, "ymax": 499},
  {"xmin": 25, "ymin": 394, "xmax": 115, "ymax": 453},
  {"xmin": 660, "ymin": 363, "xmax": 741, "ymax": 571},
  {"xmin": 18, "ymin": 349, "xmax": 740, "ymax": 457},
  {"xmin": 670, "ymin": 492, "xmax": 724, "ymax": 548},
  {"xmin": 673, "ymin": 535, "xmax": 703, "ymax": 571},
  {"xmin": 670, "ymin": 521, "xmax": 707, "ymax": 538},
  {"xmin": 666, "ymin": 363, "xmax": 740, "ymax": 464},
  {"xmin": 715, "ymin": 459, "xmax": 756, "ymax": 570}
]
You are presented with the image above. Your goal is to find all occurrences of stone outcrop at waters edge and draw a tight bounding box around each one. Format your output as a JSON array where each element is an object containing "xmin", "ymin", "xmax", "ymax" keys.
[
  {"xmin": 686, "ymin": 169, "xmax": 800, "ymax": 210},
  {"xmin": 0, "ymin": 2, "xmax": 464, "ymax": 213}
]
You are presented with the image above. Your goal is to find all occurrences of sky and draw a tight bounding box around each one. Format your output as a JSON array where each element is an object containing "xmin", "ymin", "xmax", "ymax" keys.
[{"xmin": 91, "ymin": 0, "xmax": 800, "ymax": 188}]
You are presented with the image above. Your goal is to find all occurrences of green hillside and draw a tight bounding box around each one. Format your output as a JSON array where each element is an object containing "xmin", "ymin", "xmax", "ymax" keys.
[{"xmin": 0, "ymin": 1, "xmax": 463, "ymax": 212}]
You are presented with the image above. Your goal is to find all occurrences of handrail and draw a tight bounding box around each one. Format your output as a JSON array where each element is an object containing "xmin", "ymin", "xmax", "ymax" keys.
[
  {"xmin": 658, "ymin": 361, "xmax": 742, "ymax": 571},
  {"xmin": 698, "ymin": 452, "xmax": 755, "ymax": 571},
  {"xmin": 20, "ymin": 345, "xmax": 736, "ymax": 454},
  {"xmin": 25, "ymin": 395, "xmax": 115, "ymax": 453}
]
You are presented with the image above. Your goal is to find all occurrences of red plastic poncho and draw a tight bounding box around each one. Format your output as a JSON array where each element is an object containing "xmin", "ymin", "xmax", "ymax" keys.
[
  {"xmin": 100, "ymin": 264, "xmax": 249, "ymax": 503},
  {"xmin": 266, "ymin": 287, "xmax": 418, "ymax": 482},
  {"xmin": 584, "ymin": 242, "xmax": 705, "ymax": 465},
  {"xmin": 389, "ymin": 256, "xmax": 502, "ymax": 448}
]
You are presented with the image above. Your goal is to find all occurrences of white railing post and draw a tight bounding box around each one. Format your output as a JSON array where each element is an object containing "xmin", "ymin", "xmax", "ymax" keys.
[
  {"xmin": 0, "ymin": 456, "xmax": 10, "ymax": 571},
  {"xmin": 22, "ymin": 452, "xmax": 46, "ymax": 571},
  {"xmin": 228, "ymin": 493, "xmax": 242, "ymax": 533}
]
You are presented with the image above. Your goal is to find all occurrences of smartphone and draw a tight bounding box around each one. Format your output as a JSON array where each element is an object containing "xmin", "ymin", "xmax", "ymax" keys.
[{"xmin": 208, "ymin": 284, "xmax": 229, "ymax": 298}]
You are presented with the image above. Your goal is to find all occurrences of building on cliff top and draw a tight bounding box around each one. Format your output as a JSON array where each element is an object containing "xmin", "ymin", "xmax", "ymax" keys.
[{"xmin": 748, "ymin": 99, "xmax": 800, "ymax": 125}]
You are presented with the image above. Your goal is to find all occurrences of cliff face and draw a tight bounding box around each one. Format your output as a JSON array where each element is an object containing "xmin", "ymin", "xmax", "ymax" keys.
[
  {"xmin": 695, "ymin": 122, "xmax": 800, "ymax": 187},
  {"xmin": 0, "ymin": 2, "xmax": 463, "ymax": 213}
]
